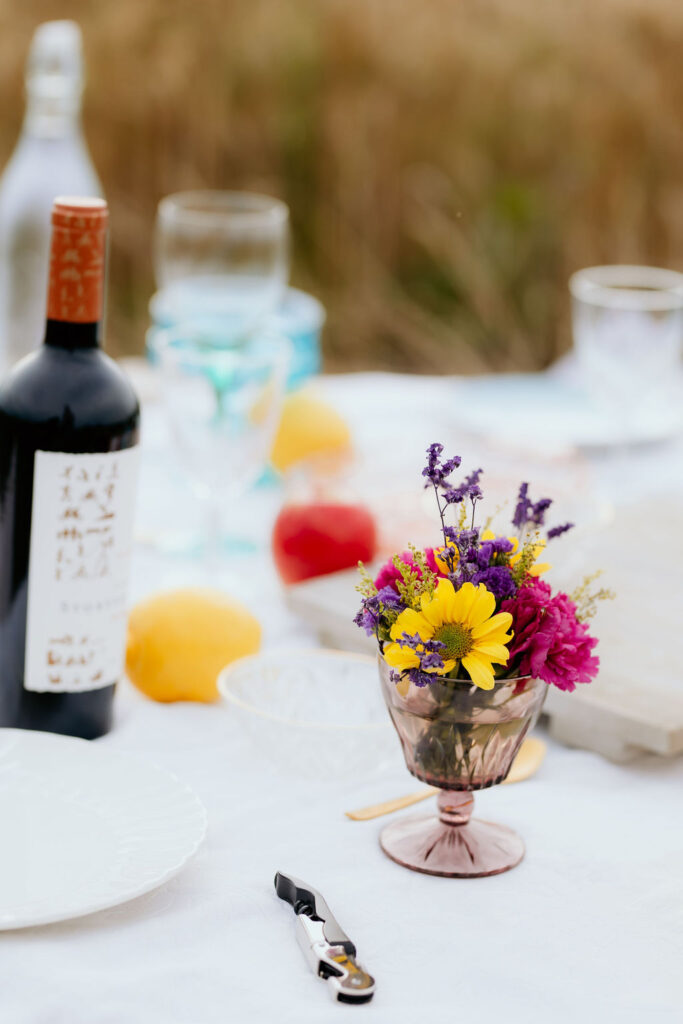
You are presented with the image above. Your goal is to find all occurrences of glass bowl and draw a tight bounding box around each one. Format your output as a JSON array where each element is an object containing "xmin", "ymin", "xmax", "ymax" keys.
[{"xmin": 217, "ymin": 649, "xmax": 398, "ymax": 779}]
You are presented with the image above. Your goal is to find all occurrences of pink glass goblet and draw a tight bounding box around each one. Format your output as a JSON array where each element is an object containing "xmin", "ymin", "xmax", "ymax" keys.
[{"xmin": 378, "ymin": 657, "xmax": 547, "ymax": 878}]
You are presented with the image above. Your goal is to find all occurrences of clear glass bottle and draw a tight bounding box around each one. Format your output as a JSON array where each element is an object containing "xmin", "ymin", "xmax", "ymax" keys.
[{"xmin": 0, "ymin": 21, "xmax": 102, "ymax": 371}]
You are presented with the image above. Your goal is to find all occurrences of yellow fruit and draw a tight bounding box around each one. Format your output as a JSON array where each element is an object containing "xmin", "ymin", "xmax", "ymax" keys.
[
  {"xmin": 271, "ymin": 390, "xmax": 351, "ymax": 473},
  {"xmin": 126, "ymin": 588, "xmax": 261, "ymax": 703}
]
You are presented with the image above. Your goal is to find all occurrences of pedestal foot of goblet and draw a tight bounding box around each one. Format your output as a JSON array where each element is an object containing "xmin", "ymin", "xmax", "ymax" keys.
[{"xmin": 379, "ymin": 790, "xmax": 525, "ymax": 878}]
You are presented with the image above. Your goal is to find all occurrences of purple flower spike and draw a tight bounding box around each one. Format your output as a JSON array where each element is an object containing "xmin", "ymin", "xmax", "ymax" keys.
[
  {"xmin": 513, "ymin": 482, "xmax": 531, "ymax": 529},
  {"xmin": 513, "ymin": 483, "xmax": 553, "ymax": 530},
  {"xmin": 548, "ymin": 522, "xmax": 574, "ymax": 540},
  {"xmin": 406, "ymin": 667, "xmax": 433, "ymax": 688},
  {"xmin": 444, "ymin": 468, "xmax": 483, "ymax": 506},
  {"xmin": 531, "ymin": 498, "xmax": 552, "ymax": 525},
  {"xmin": 422, "ymin": 443, "xmax": 462, "ymax": 488}
]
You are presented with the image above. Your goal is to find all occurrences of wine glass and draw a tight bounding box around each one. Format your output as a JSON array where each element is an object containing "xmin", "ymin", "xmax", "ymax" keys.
[
  {"xmin": 148, "ymin": 322, "xmax": 290, "ymax": 568},
  {"xmin": 378, "ymin": 659, "xmax": 547, "ymax": 877},
  {"xmin": 154, "ymin": 191, "xmax": 290, "ymax": 340}
]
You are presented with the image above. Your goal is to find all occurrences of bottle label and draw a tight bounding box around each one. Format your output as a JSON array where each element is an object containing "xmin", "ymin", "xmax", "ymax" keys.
[{"xmin": 24, "ymin": 447, "xmax": 139, "ymax": 693}]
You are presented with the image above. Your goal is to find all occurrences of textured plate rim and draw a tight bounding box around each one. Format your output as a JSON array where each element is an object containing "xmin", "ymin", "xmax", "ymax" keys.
[{"xmin": 0, "ymin": 729, "xmax": 208, "ymax": 931}]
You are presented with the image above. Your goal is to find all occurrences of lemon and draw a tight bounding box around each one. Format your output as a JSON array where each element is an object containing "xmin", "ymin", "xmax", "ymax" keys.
[
  {"xmin": 126, "ymin": 588, "xmax": 260, "ymax": 703},
  {"xmin": 271, "ymin": 390, "xmax": 351, "ymax": 473}
]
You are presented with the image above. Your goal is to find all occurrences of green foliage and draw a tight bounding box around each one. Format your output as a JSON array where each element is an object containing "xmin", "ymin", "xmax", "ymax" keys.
[
  {"xmin": 391, "ymin": 554, "xmax": 423, "ymax": 609},
  {"xmin": 570, "ymin": 571, "xmax": 615, "ymax": 621},
  {"xmin": 511, "ymin": 530, "xmax": 541, "ymax": 586},
  {"xmin": 355, "ymin": 562, "xmax": 378, "ymax": 598},
  {"xmin": 408, "ymin": 545, "xmax": 436, "ymax": 597}
]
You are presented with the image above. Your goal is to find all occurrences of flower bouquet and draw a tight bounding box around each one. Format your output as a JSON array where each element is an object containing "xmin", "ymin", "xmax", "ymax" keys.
[{"xmin": 355, "ymin": 444, "xmax": 609, "ymax": 877}]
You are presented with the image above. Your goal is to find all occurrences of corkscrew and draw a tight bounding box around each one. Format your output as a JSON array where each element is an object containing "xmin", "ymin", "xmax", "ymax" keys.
[{"xmin": 274, "ymin": 871, "xmax": 376, "ymax": 1004}]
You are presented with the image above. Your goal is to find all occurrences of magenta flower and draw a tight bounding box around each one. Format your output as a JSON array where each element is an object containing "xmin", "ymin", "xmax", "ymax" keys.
[{"xmin": 502, "ymin": 578, "xmax": 599, "ymax": 691}]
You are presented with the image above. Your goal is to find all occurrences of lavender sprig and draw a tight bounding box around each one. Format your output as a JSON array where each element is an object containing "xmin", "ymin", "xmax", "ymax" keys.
[
  {"xmin": 422, "ymin": 443, "xmax": 462, "ymax": 488},
  {"xmin": 548, "ymin": 522, "xmax": 574, "ymax": 540},
  {"xmin": 513, "ymin": 482, "xmax": 554, "ymax": 530},
  {"xmin": 443, "ymin": 468, "xmax": 483, "ymax": 507},
  {"xmin": 353, "ymin": 586, "xmax": 404, "ymax": 637},
  {"xmin": 393, "ymin": 632, "xmax": 448, "ymax": 682},
  {"xmin": 421, "ymin": 445, "xmax": 484, "ymax": 573}
]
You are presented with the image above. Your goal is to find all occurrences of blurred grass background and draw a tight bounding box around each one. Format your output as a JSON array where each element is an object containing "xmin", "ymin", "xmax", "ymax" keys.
[{"xmin": 0, "ymin": 0, "xmax": 681, "ymax": 373}]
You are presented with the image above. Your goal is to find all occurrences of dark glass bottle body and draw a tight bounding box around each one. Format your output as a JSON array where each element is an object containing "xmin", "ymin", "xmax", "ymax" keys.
[{"xmin": 0, "ymin": 319, "xmax": 139, "ymax": 738}]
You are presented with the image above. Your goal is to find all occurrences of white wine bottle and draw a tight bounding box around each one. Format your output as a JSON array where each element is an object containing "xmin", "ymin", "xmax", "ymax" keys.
[{"xmin": 0, "ymin": 21, "xmax": 102, "ymax": 371}]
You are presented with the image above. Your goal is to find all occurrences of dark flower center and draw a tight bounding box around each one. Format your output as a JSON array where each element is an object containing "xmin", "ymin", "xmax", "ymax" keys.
[{"xmin": 434, "ymin": 622, "xmax": 472, "ymax": 660}]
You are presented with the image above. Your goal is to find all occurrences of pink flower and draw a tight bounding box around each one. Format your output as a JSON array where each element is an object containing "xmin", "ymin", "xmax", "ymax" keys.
[
  {"xmin": 501, "ymin": 578, "xmax": 599, "ymax": 692},
  {"xmin": 374, "ymin": 548, "xmax": 447, "ymax": 594}
]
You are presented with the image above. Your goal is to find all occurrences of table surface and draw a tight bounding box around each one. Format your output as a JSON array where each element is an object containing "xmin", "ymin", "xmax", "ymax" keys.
[{"xmin": 3, "ymin": 371, "xmax": 683, "ymax": 1024}]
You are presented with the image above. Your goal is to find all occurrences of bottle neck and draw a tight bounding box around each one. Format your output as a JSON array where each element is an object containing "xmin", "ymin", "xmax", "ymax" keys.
[
  {"xmin": 45, "ymin": 204, "xmax": 108, "ymax": 348},
  {"xmin": 44, "ymin": 319, "xmax": 101, "ymax": 349},
  {"xmin": 23, "ymin": 85, "xmax": 83, "ymax": 139}
]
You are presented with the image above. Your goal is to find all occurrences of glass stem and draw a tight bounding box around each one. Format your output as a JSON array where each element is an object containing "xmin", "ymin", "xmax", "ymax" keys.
[
  {"xmin": 437, "ymin": 790, "xmax": 474, "ymax": 827},
  {"xmin": 204, "ymin": 496, "xmax": 223, "ymax": 578}
]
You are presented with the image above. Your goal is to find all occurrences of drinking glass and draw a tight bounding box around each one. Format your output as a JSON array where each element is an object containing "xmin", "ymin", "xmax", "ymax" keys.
[
  {"xmin": 570, "ymin": 265, "xmax": 683, "ymax": 439},
  {"xmin": 154, "ymin": 191, "xmax": 290, "ymax": 340},
  {"xmin": 148, "ymin": 322, "xmax": 290, "ymax": 566}
]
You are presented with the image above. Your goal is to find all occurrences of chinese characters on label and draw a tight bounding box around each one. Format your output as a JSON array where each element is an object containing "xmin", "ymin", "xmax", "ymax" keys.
[{"xmin": 24, "ymin": 448, "xmax": 139, "ymax": 693}]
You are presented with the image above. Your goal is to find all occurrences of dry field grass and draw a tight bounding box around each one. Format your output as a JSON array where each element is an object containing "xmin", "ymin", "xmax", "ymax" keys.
[{"xmin": 0, "ymin": 0, "xmax": 681, "ymax": 372}]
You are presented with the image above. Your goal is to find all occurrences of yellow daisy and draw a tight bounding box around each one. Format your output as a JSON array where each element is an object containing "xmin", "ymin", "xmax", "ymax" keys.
[
  {"xmin": 383, "ymin": 579, "xmax": 513, "ymax": 691},
  {"xmin": 481, "ymin": 529, "xmax": 550, "ymax": 577}
]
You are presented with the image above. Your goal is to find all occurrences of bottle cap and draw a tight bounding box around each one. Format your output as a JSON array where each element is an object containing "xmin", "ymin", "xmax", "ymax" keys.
[
  {"xmin": 52, "ymin": 196, "xmax": 108, "ymax": 230},
  {"xmin": 47, "ymin": 197, "xmax": 109, "ymax": 323}
]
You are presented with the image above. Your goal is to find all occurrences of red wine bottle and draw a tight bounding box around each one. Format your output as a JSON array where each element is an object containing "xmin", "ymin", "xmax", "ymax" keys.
[{"xmin": 0, "ymin": 197, "xmax": 139, "ymax": 739}]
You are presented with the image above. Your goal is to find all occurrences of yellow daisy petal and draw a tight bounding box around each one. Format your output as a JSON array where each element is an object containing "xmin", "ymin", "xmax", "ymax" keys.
[
  {"xmin": 396, "ymin": 674, "xmax": 410, "ymax": 697},
  {"xmin": 419, "ymin": 591, "xmax": 446, "ymax": 630},
  {"xmin": 434, "ymin": 577, "xmax": 457, "ymax": 617},
  {"xmin": 471, "ymin": 611, "xmax": 513, "ymax": 640},
  {"xmin": 472, "ymin": 641, "xmax": 510, "ymax": 664},
  {"xmin": 383, "ymin": 643, "xmax": 420, "ymax": 670},
  {"xmin": 461, "ymin": 653, "xmax": 495, "ymax": 691},
  {"xmin": 390, "ymin": 608, "xmax": 433, "ymax": 642},
  {"xmin": 465, "ymin": 584, "xmax": 496, "ymax": 628},
  {"xmin": 450, "ymin": 581, "xmax": 479, "ymax": 623}
]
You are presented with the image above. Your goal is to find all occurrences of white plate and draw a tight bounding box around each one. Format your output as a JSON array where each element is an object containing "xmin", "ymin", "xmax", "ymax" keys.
[{"xmin": 0, "ymin": 729, "xmax": 207, "ymax": 930}]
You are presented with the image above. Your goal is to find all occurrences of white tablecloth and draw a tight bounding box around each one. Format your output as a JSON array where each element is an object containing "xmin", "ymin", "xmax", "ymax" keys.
[{"xmin": 3, "ymin": 372, "xmax": 683, "ymax": 1024}]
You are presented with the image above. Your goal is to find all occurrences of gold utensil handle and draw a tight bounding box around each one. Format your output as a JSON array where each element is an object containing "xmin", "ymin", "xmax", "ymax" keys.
[
  {"xmin": 345, "ymin": 736, "xmax": 546, "ymax": 822},
  {"xmin": 346, "ymin": 787, "xmax": 438, "ymax": 821}
]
